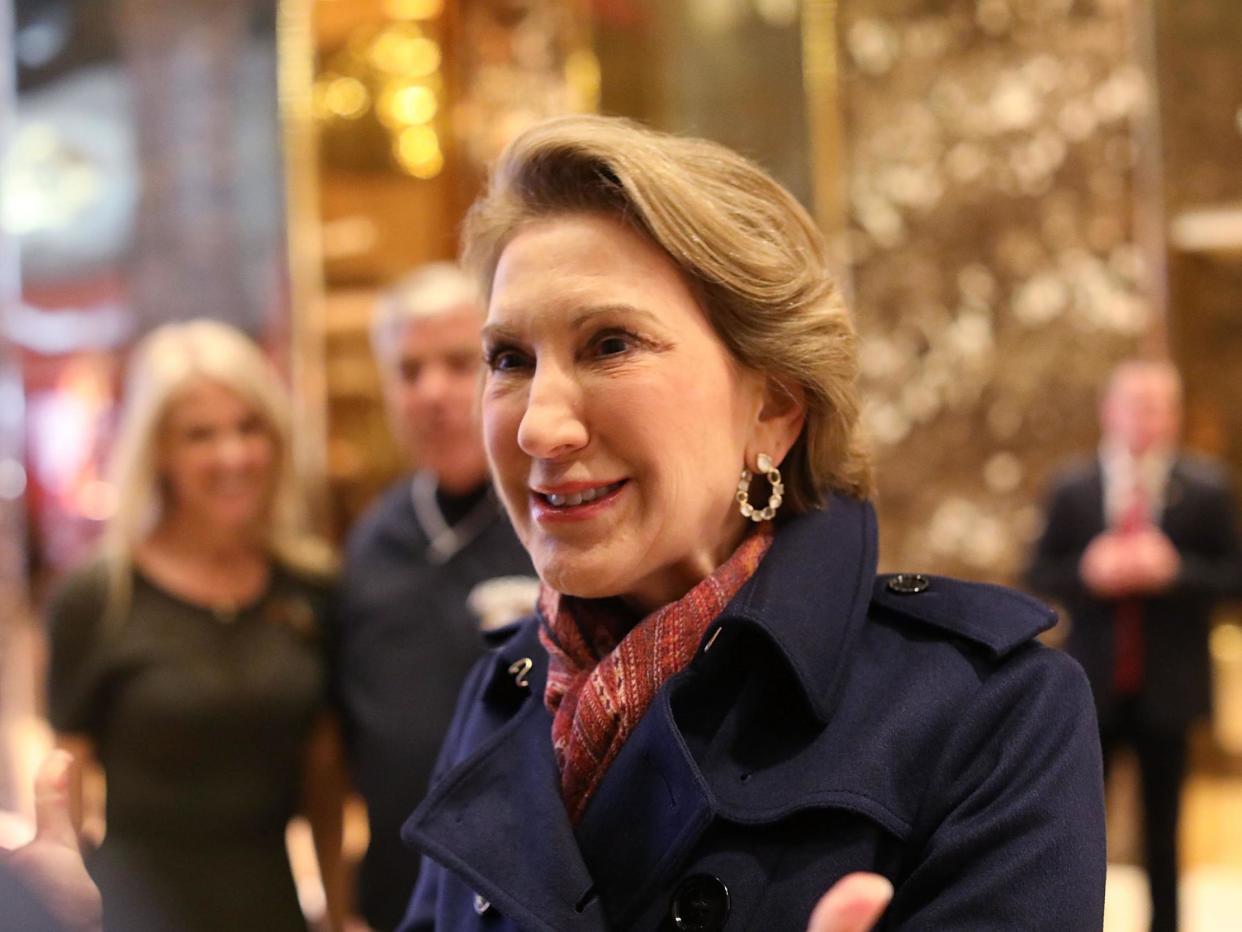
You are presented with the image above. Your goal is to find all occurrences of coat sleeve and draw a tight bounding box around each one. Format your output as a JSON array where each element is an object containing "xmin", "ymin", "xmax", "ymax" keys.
[
  {"xmin": 1024, "ymin": 479, "xmax": 1089, "ymax": 606},
  {"xmin": 883, "ymin": 646, "xmax": 1105, "ymax": 930},
  {"xmin": 396, "ymin": 652, "xmax": 496, "ymax": 932},
  {"xmin": 1168, "ymin": 473, "xmax": 1242, "ymax": 601}
]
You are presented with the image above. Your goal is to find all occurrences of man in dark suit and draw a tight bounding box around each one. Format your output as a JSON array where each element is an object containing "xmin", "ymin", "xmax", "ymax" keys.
[{"xmin": 1027, "ymin": 359, "xmax": 1242, "ymax": 932}]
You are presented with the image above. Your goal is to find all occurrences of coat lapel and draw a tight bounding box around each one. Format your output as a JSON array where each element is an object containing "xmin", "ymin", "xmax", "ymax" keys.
[
  {"xmin": 575, "ymin": 498, "xmax": 880, "ymax": 926},
  {"xmin": 402, "ymin": 642, "xmax": 608, "ymax": 931},
  {"xmin": 407, "ymin": 628, "xmax": 717, "ymax": 931},
  {"xmin": 574, "ymin": 684, "xmax": 716, "ymax": 927},
  {"xmin": 1159, "ymin": 458, "xmax": 1189, "ymax": 531}
]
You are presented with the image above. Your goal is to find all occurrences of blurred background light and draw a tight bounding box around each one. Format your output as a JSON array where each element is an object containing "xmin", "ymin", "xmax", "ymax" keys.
[
  {"xmin": 323, "ymin": 76, "xmax": 370, "ymax": 119},
  {"xmin": 393, "ymin": 125, "xmax": 443, "ymax": 178},
  {"xmin": 383, "ymin": 0, "xmax": 444, "ymax": 21},
  {"xmin": 0, "ymin": 460, "xmax": 27, "ymax": 501}
]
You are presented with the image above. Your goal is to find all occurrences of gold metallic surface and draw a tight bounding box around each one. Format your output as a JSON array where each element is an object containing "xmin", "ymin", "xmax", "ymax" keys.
[
  {"xmin": 278, "ymin": 0, "xmax": 332, "ymax": 534},
  {"xmin": 1130, "ymin": 0, "xmax": 1169, "ymax": 353},
  {"xmin": 801, "ymin": 0, "xmax": 849, "ymax": 281},
  {"xmin": 314, "ymin": 13, "xmax": 448, "ymax": 177},
  {"xmin": 838, "ymin": 0, "xmax": 1153, "ymax": 581}
]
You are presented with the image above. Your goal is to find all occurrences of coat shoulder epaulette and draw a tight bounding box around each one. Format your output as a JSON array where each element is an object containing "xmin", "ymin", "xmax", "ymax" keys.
[{"xmin": 871, "ymin": 573, "xmax": 1056, "ymax": 659}]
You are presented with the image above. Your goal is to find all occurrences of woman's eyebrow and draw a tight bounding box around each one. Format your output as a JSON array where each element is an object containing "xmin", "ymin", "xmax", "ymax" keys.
[
  {"xmin": 480, "ymin": 321, "xmax": 520, "ymax": 344},
  {"xmin": 568, "ymin": 304, "xmax": 660, "ymax": 329},
  {"xmin": 482, "ymin": 304, "xmax": 661, "ymax": 343}
]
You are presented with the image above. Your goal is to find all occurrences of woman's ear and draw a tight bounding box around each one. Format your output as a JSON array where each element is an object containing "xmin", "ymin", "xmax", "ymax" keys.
[{"xmin": 751, "ymin": 377, "xmax": 806, "ymax": 467}]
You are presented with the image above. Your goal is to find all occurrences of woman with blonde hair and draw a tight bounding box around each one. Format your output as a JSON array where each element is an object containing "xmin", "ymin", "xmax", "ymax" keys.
[
  {"xmin": 397, "ymin": 115, "xmax": 1106, "ymax": 930},
  {"xmin": 45, "ymin": 319, "xmax": 347, "ymax": 931}
]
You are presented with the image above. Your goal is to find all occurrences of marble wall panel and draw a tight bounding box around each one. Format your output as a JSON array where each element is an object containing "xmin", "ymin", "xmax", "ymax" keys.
[{"xmin": 837, "ymin": 0, "xmax": 1155, "ymax": 581}]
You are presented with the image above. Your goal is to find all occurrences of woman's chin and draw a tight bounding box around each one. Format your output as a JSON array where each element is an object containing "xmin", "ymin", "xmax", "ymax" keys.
[
  {"xmin": 536, "ymin": 559, "xmax": 625, "ymax": 601},
  {"xmin": 190, "ymin": 503, "xmax": 265, "ymax": 538}
]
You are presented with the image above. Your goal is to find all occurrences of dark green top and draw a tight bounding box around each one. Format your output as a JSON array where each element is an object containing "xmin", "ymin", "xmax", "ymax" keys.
[{"xmin": 46, "ymin": 559, "xmax": 334, "ymax": 932}]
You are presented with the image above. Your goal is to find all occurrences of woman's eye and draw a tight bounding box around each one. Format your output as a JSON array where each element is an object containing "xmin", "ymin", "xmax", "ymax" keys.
[
  {"xmin": 486, "ymin": 348, "xmax": 529, "ymax": 372},
  {"xmin": 594, "ymin": 333, "xmax": 634, "ymax": 357}
]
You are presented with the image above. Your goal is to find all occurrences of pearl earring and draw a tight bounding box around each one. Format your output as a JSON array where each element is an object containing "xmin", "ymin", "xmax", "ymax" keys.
[{"xmin": 736, "ymin": 452, "xmax": 783, "ymax": 522}]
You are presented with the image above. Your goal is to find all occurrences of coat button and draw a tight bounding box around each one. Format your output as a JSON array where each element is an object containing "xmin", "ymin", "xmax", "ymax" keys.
[
  {"xmin": 887, "ymin": 573, "xmax": 930, "ymax": 594},
  {"xmin": 473, "ymin": 892, "xmax": 491, "ymax": 915},
  {"xmin": 669, "ymin": 874, "xmax": 730, "ymax": 931}
]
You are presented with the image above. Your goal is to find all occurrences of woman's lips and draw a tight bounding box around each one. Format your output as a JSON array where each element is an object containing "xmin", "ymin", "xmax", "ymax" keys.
[{"xmin": 530, "ymin": 479, "xmax": 627, "ymax": 521}]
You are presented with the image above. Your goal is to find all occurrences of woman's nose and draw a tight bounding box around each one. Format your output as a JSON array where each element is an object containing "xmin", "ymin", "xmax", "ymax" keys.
[
  {"xmin": 215, "ymin": 432, "xmax": 253, "ymax": 468},
  {"xmin": 516, "ymin": 363, "xmax": 588, "ymax": 460}
]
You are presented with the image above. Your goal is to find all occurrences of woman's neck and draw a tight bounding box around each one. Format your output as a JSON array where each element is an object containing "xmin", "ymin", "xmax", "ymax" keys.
[
  {"xmin": 137, "ymin": 514, "xmax": 270, "ymax": 610},
  {"xmin": 145, "ymin": 513, "xmax": 264, "ymax": 566},
  {"xmin": 619, "ymin": 515, "xmax": 756, "ymax": 615}
]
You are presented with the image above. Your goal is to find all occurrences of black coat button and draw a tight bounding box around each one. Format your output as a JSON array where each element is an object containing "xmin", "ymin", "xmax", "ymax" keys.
[
  {"xmin": 669, "ymin": 874, "xmax": 730, "ymax": 931},
  {"xmin": 887, "ymin": 573, "xmax": 930, "ymax": 594}
]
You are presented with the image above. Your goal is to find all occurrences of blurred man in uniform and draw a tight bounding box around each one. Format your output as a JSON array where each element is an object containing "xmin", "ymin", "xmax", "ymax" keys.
[
  {"xmin": 1027, "ymin": 358, "xmax": 1242, "ymax": 932},
  {"xmin": 335, "ymin": 264, "xmax": 535, "ymax": 931}
]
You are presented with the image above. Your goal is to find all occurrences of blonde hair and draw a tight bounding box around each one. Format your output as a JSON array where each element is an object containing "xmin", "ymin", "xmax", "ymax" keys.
[
  {"xmin": 101, "ymin": 319, "xmax": 335, "ymax": 621},
  {"xmin": 462, "ymin": 114, "xmax": 873, "ymax": 511},
  {"xmin": 371, "ymin": 262, "xmax": 483, "ymax": 369}
]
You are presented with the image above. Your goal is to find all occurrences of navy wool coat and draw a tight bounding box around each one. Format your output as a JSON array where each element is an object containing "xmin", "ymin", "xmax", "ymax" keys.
[{"xmin": 399, "ymin": 497, "xmax": 1106, "ymax": 931}]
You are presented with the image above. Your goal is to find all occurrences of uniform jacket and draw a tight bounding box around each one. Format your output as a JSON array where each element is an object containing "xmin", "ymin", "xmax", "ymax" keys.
[
  {"xmin": 336, "ymin": 476, "xmax": 535, "ymax": 930},
  {"xmin": 1026, "ymin": 455, "xmax": 1242, "ymax": 733},
  {"xmin": 400, "ymin": 497, "xmax": 1106, "ymax": 931}
]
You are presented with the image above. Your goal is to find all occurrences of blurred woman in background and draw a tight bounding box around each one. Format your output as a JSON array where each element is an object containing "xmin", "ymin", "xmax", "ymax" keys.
[{"xmin": 45, "ymin": 320, "xmax": 347, "ymax": 932}]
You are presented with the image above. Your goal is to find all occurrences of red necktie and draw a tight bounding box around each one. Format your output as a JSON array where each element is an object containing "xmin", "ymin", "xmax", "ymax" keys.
[{"xmin": 1113, "ymin": 480, "xmax": 1148, "ymax": 695}]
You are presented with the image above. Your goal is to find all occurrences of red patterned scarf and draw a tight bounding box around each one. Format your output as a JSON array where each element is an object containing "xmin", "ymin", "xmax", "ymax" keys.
[{"xmin": 538, "ymin": 525, "xmax": 774, "ymax": 823}]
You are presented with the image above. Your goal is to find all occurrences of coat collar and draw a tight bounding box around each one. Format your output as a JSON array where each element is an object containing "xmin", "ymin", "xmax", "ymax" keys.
[
  {"xmin": 573, "ymin": 685, "xmax": 715, "ymax": 925},
  {"xmin": 577, "ymin": 496, "xmax": 878, "ymax": 921},
  {"xmin": 710, "ymin": 494, "xmax": 878, "ymax": 723},
  {"xmin": 402, "ymin": 627, "xmax": 609, "ymax": 931},
  {"xmin": 402, "ymin": 497, "xmax": 879, "ymax": 929}
]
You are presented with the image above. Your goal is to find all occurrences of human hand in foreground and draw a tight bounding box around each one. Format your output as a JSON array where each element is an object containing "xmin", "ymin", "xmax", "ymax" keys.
[
  {"xmin": 3, "ymin": 751, "xmax": 102, "ymax": 932},
  {"xmin": 806, "ymin": 872, "xmax": 893, "ymax": 932}
]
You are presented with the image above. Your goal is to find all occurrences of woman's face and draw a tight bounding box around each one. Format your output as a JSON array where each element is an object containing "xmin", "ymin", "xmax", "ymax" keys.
[
  {"xmin": 158, "ymin": 379, "xmax": 276, "ymax": 533},
  {"xmin": 482, "ymin": 212, "xmax": 785, "ymax": 611}
]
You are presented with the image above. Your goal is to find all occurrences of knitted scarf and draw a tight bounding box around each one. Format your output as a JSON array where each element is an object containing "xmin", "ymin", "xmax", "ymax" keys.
[{"xmin": 538, "ymin": 524, "xmax": 774, "ymax": 823}]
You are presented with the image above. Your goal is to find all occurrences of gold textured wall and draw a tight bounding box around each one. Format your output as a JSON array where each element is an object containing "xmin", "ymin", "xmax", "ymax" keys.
[{"xmin": 836, "ymin": 0, "xmax": 1158, "ymax": 581}]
